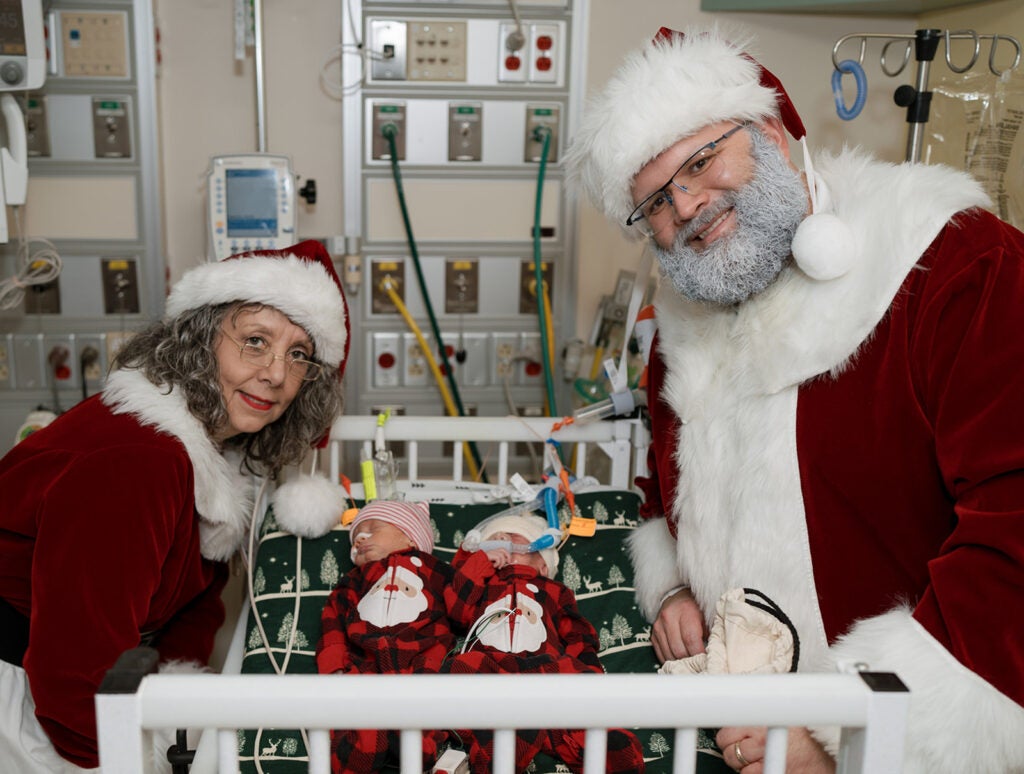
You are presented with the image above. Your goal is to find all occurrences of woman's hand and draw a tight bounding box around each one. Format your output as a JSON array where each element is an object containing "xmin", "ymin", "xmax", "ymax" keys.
[
  {"xmin": 651, "ymin": 587, "xmax": 707, "ymax": 662},
  {"xmin": 717, "ymin": 726, "xmax": 835, "ymax": 773}
]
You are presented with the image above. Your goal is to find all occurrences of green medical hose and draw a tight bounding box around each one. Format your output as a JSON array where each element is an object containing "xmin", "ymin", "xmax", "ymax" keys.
[
  {"xmin": 532, "ymin": 126, "xmax": 558, "ymax": 417},
  {"xmin": 382, "ymin": 125, "xmax": 487, "ymax": 481}
]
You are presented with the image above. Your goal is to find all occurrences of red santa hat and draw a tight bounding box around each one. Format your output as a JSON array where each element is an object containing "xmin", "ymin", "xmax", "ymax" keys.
[
  {"xmin": 166, "ymin": 239, "xmax": 350, "ymax": 375},
  {"xmin": 350, "ymin": 500, "xmax": 434, "ymax": 554},
  {"xmin": 566, "ymin": 25, "xmax": 854, "ymax": 282},
  {"xmin": 166, "ymin": 240, "xmax": 352, "ymax": 539}
]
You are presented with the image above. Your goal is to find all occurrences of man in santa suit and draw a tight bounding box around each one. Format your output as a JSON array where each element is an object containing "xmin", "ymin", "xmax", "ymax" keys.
[{"xmin": 565, "ymin": 25, "xmax": 1024, "ymax": 773}]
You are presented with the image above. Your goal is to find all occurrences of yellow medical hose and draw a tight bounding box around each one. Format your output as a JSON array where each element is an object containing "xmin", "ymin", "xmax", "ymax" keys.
[
  {"xmin": 381, "ymin": 277, "xmax": 482, "ymax": 481},
  {"xmin": 542, "ymin": 281, "xmax": 557, "ymax": 414}
]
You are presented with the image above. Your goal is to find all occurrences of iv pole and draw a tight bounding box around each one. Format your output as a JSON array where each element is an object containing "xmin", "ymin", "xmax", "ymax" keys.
[{"xmin": 832, "ymin": 29, "xmax": 1022, "ymax": 163}]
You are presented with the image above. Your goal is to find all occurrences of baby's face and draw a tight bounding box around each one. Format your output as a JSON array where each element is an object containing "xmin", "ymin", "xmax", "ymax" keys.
[
  {"xmin": 351, "ymin": 518, "xmax": 414, "ymax": 567},
  {"xmin": 489, "ymin": 531, "xmax": 549, "ymax": 576}
]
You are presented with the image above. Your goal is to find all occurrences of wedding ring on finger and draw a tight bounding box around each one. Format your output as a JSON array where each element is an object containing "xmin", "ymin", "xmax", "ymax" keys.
[{"xmin": 734, "ymin": 740, "xmax": 750, "ymax": 768}]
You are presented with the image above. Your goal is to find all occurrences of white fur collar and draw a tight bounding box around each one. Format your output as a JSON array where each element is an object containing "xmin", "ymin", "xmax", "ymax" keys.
[
  {"xmin": 655, "ymin": 149, "xmax": 990, "ymax": 407},
  {"xmin": 102, "ymin": 369, "xmax": 254, "ymax": 561}
]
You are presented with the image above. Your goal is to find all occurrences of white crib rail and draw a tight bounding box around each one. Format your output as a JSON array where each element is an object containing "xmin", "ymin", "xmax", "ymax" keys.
[
  {"xmin": 96, "ymin": 650, "xmax": 909, "ymax": 774},
  {"xmin": 327, "ymin": 415, "xmax": 650, "ymax": 489}
]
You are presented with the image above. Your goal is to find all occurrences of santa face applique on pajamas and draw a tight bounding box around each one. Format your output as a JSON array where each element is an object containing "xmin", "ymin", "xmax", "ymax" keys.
[
  {"xmin": 443, "ymin": 550, "xmax": 646, "ymax": 774},
  {"xmin": 317, "ymin": 549, "xmax": 455, "ymax": 773}
]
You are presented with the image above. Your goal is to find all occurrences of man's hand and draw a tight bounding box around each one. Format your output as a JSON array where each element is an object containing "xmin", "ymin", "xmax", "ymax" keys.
[
  {"xmin": 716, "ymin": 726, "xmax": 835, "ymax": 773},
  {"xmin": 651, "ymin": 587, "xmax": 707, "ymax": 663}
]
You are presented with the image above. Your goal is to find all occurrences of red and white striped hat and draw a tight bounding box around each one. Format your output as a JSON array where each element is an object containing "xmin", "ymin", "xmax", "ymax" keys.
[{"xmin": 350, "ymin": 500, "xmax": 434, "ymax": 554}]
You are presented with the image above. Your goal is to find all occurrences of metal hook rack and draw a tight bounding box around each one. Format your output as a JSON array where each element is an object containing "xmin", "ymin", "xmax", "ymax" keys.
[{"xmin": 832, "ymin": 28, "xmax": 1022, "ymax": 163}]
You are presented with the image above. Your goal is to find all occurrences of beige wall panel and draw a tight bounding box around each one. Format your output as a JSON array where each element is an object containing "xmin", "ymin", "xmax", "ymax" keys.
[
  {"xmin": 366, "ymin": 179, "xmax": 561, "ymax": 243},
  {"xmin": 24, "ymin": 176, "xmax": 137, "ymax": 240}
]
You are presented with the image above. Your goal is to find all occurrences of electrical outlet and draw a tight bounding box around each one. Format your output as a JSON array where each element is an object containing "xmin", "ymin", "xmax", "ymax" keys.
[
  {"xmin": 519, "ymin": 332, "xmax": 544, "ymax": 383},
  {"xmin": 43, "ymin": 334, "xmax": 76, "ymax": 388},
  {"xmin": 528, "ymin": 23, "xmax": 560, "ymax": 84},
  {"xmin": 106, "ymin": 330, "xmax": 134, "ymax": 361},
  {"xmin": 457, "ymin": 333, "xmax": 489, "ymax": 387},
  {"xmin": 492, "ymin": 333, "xmax": 518, "ymax": 383},
  {"xmin": 13, "ymin": 333, "xmax": 45, "ymax": 390},
  {"xmin": 403, "ymin": 334, "xmax": 429, "ymax": 387},
  {"xmin": 498, "ymin": 21, "xmax": 527, "ymax": 83},
  {"xmin": 76, "ymin": 334, "xmax": 108, "ymax": 392},
  {"xmin": 372, "ymin": 332, "xmax": 401, "ymax": 388}
]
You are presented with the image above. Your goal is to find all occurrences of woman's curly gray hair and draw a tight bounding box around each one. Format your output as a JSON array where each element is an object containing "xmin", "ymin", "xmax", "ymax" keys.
[{"xmin": 112, "ymin": 302, "xmax": 343, "ymax": 476}]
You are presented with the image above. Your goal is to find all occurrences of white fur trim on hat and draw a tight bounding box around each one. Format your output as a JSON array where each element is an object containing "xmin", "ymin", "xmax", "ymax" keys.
[
  {"xmin": 478, "ymin": 513, "xmax": 560, "ymax": 577},
  {"xmin": 566, "ymin": 26, "xmax": 778, "ymax": 232},
  {"xmin": 351, "ymin": 500, "xmax": 434, "ymax": 554},
  {"xmin": 271, "ymin": 473, "xmax": 348, "ymax": 538},
  {"xmin": 166, "ymin": 253, "xmax": 348, "ymax": 368}
]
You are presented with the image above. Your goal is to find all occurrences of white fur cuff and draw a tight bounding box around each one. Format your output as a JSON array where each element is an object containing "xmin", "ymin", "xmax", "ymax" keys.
[{"xmin": 829, "ymin": 607, "xmax": 1024, "ymax": 773}]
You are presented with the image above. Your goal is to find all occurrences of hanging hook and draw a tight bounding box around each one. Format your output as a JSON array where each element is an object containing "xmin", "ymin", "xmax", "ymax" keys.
[
  {"xmin": 944, "ymin": 29, "xmax": 980, "ymax": 74},
  {"xmin": 832, "ymin": 35, "xmax": 868, "ymax": 72},
  {"xmin": 880, "ymin": 39, "xmax": 912, "ymax": 77},
  {"xmin": 832, "ymin": 59, "xmax": 868, "ymax": 121},
  {"xmin": 988, "ymin": 34, "xmax": 1022, "ymax": 77}
]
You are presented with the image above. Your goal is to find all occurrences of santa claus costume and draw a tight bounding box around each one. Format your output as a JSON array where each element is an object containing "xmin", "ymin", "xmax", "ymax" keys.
[
  {"xmin": 567, "ymin": 26, "xmax": 1024, "ymax": 773},
  {"xmin": 0, "ymin": 241, "xmax": 350, "ymax": 772}
]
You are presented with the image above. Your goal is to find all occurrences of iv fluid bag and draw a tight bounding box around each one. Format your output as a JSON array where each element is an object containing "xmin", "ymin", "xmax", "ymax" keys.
[{"xmin": 925, "ymin": 69, "xmax": 1024, "ymax": 229}]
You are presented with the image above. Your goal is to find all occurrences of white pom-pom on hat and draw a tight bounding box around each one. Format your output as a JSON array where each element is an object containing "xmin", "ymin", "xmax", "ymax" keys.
[
  {"xmin": 272, "ymin": 473, "xmax": 347, "ymax": 538},
  {"xmin": 792, "ymin": 139, "xmax": 855, "ymax": 281},
  {"xmin": 792, "ymin": 212, "xmax": 855, "ymax": 281}
]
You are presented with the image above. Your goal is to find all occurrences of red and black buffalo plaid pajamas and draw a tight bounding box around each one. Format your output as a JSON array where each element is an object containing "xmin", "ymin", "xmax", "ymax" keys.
[
  {"xmin": 443, "ymin": 549, "xmax": 645, "ymax": 773},
  {"xmin": 318, "ymin": 549, "xmax": 455, "ymax": 773}
]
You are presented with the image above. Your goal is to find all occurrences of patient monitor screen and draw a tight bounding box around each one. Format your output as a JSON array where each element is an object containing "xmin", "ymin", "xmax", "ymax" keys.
[
  {"xmin": 226, "ymin": 168, "xmax": 278, "ymax": 238},
  {"xmin": 0, "ymin": 1, "xmax": 27, "ymax": 55}
]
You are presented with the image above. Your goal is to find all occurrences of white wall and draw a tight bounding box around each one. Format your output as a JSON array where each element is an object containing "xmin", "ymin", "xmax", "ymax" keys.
[
  {"xmin": 155, "ymin": 0, "xmax": 1020, "ymax": 337},
  {"xmin": 156, "ymin": 0, "xmax": 343, "ymax": 278}
]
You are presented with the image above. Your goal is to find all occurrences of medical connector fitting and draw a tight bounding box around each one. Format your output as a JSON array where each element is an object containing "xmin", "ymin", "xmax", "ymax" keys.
[{"xmin": 573, "ymin": 388, "xmax": 646, "ymax": 424}]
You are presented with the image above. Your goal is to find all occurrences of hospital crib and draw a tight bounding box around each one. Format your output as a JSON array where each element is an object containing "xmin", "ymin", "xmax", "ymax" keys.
[{"xmin": 95, "ymin": 414, "xmax": 910, "ymax": 774}]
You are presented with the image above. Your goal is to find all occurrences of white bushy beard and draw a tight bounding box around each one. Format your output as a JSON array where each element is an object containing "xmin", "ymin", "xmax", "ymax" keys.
[{"xmin": 654, "ymin": 127, "xmax": 809, "ymax": 307}]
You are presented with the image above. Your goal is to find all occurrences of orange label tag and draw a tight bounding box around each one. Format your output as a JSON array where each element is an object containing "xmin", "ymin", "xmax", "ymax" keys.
[
  {"xmin": 568, "ymin": 516, "xmax": 596, "ymax": 537},
  {"xmin": 341, "ymin": 507, "xmax": 359, "ymax": 526}
]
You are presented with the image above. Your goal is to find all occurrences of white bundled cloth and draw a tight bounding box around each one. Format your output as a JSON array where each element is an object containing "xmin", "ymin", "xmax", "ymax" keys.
[{"xmin": 659, "ymin": 587, "xmax": 798, "ymax": 676}]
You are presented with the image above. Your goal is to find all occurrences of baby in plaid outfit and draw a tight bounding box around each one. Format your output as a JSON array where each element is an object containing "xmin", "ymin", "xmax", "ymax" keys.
[
  {"xmin": 444, "ymin": 513, "xmax": 646, "ymax": 773},
  {"xmin": 317, "ymin": 500, "xmax": 454, "ymax": 774}
]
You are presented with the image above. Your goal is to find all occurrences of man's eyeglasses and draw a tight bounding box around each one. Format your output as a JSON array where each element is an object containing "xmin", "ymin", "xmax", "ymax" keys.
[
  {"xmin": 221, "ymin": 330, "xmax": 323, "ymax": 382},
  {"xmin": 626, "ymin": 122, "xmax": 750, "ymax": 236}
]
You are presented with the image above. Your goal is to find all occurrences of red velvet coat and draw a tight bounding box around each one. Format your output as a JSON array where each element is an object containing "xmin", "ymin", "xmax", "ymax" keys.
[
  {"xmin": 0, "ymin": 370, "xmax": 253, "ymax": 767},
  {"xmin": 629, "ymin": 151, "xmax": 1024, "ymax": 771}
]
